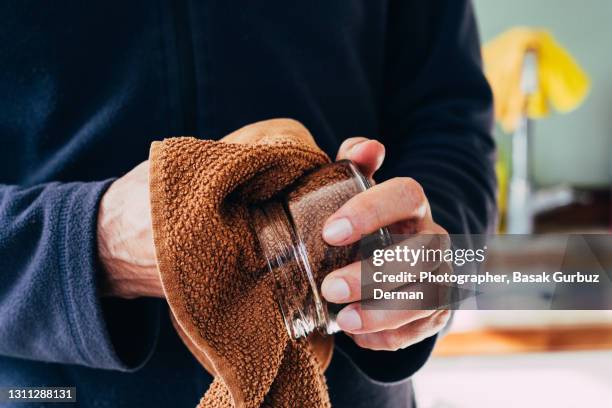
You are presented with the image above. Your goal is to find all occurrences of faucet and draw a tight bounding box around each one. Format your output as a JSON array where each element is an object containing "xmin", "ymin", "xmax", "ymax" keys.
[{"xmin": 506, "ymin": 50, "xmax": 576, "ymax": 234}]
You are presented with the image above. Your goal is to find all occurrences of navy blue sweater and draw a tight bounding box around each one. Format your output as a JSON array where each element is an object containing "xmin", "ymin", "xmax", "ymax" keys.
[{"xmin": 0, "ymin": 1, "xmax": 495, "ymax": 407}]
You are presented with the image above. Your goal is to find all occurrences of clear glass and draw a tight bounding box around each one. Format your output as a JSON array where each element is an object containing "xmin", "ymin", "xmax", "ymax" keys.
[{"xmin": 252, "ymin": 160, "xmax": 391, "ymax": 339}]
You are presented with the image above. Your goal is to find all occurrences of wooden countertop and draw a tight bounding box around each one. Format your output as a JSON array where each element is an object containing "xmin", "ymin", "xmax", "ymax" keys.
[{"xmin": 433, "ymin": 325, "xmax": 612, "ymax": 356}]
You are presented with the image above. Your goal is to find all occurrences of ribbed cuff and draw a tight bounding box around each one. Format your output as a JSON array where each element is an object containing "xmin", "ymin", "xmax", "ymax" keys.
[{"xmin": 334, "ymin": 333, "xmax": 437, "ymax": 384}]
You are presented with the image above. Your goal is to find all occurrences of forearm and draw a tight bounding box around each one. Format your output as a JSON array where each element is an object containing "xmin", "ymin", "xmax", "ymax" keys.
[{"xmin": 0, "ymin": 180, "xmax": 159, "ymax": 370}]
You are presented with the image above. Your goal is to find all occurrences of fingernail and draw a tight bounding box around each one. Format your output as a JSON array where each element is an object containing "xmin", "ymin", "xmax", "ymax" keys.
[
  {"xmin": 323, "ymin": 218, "xmax": 352, "ymax": 244},
  {"xmin": 322, "ymin": 278, "xmax": 350, "ymax": 302},
  {"xmin": 337, "ymin": 308, "xmax": 362, "ymax": 331}
]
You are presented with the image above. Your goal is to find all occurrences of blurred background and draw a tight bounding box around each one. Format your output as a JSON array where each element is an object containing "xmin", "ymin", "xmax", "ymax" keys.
[{"xmin": 414, "ymin": 1, "xmax": 612, "ymax": 406}]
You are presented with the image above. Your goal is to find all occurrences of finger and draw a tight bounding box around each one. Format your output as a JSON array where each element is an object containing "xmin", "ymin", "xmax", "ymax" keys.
[
  {"xmin": 321, "ymin": 234, "xmax": 448, "ymax": 304},
  {"xmin": 321, "ymin": 261, "xmax": 361, "ymax": 304},
  {"xmin": 336, "ymin": 138, "xmax": 385, "ymax": 179},
  {"xmin": 323, "ymin": 177, "xmax": 429, "ymax": 246},
  {"xmin": 350, "ymin": 310, "xmax": 451, "ymax": 351},
  {"xmin": 336, "ymin": 137, "xmax": 369, "ymax": 159},
  {"xmin": 335, "ymin": 302, "xmax": 436, "ymax": 334},
  {"xmin": 390, "ymin": 215, "xmax": 449, "ymax": 237}
]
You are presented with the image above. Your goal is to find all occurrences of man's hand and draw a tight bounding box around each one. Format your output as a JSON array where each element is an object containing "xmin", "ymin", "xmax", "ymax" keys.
[
  {"xmin": 321, "ymin": 137, "xmax": 451, "ymax": 351},
  {"xmin": 97, "ymin": 161, "xmax": 162, "ymax": 298},
  {"xmin": 95, "ymin": 119, "xmax": 315, "ymax": 299}
]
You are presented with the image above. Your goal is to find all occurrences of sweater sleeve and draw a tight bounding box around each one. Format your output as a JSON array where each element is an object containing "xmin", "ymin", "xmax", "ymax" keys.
[
  {"xmin": 378, "ymin": 0, "xmax": 497, "ymax": 236},
  {"xmin": 336, "ymin": 0, "xmax": 497, "ymax": 383},
  {"xmin": 0, "ymin": 180, "xmax": 160, "ymax": 371}
]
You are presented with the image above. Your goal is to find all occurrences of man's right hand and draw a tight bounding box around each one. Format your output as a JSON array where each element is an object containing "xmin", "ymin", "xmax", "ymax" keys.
[
  {"xmin": 96, "ymin": 119, "xmax": 323, "ymax": 299},
  {"xmin": 97, "ymin": 161, "xmax": 163, "ymax": 299}
]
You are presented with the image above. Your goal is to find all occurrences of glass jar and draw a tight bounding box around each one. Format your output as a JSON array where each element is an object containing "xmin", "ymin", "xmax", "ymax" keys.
[{"xmin": 252, "ymin": 160, "xmax": 391, "ymax": 339}]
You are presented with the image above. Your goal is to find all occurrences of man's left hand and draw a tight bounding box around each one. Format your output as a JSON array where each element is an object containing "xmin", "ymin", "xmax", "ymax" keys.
[{"xmin": 322, "ymin": 137, "xmax": 451, "ymax": 351}]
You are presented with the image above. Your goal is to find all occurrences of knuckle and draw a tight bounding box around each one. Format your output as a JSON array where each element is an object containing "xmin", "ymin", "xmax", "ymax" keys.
[
  {"xmin": 265, "ymin": 118, "xmax": 309, "ymax": 138},
  {"xmin": 380, "ymin": 330, "xmax": 408, "ymax": 351},
  {"xmin": 399, "ymin": 177, "xmax": 424, "ymax": 196},
  {"xmin": 350, "ymin": 196, "xmax": 383, "ymax": 232},
  {"xmin": 441, "ymin": 236, "xmax": 452, "ymax": 253},
  {"xmin": 429, "ymin": 228, "xmax": 451, "ymax": 252},
  {"xmin": 434, "ymin": 310, "xmax": 451, "ymax": 328},
  {"xmin": 432, "ymin": 224, "xmax": 449, "ymax": 236},
  {"xmin": 346, "ymin": 136, "xmax": 368, "ymax": 146},
  {"xmin": 394, "ymin": 177, "xmax": 425, "ymax": 211},
  {"xmin": 352, "ymin": 334, "xmax": 374, "ymax": 350},
  {"xmin": 359, "ymin": 310, "xmax": 381, "ymax": 332},
  {"xmin": 338, "ymin": 137, "xmax": 368, "ymax": 156},
  {"xmin": 274, "ymin": 118, "xmax": 306, "ymax": 130}
]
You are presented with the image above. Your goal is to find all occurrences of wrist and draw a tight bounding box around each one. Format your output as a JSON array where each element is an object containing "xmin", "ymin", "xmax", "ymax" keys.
[{"xmin": 96, "ymin": 163, "xmax": 162, "ymax": 298}]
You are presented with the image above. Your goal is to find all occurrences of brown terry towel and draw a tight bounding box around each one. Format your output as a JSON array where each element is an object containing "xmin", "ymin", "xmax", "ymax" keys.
[{"xmin": 149, "ymin": 119, "xmax": 335, "ymax": 408}]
